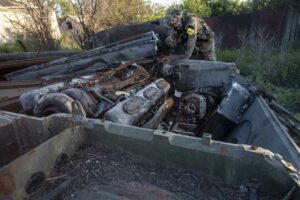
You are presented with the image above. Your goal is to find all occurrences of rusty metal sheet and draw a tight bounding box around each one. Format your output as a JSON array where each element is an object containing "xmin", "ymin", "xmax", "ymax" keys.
[
  {"xmin": 6, "ymin": 32, "xmax": 159, "ymax": 81},
  {"xmin": 0, "ymin": 81, "xmax": 42, "ymax": 112},
  {"xmin": 0, "ymin": 57, "xmax": 56, "ymax": 70},
  {"xmin": 0, "ymin": 51, "xmax": 81, "ymax": 62},
  {"xmin": 0, "ymin": 127, "xmax": 85, "ymax": 199}
]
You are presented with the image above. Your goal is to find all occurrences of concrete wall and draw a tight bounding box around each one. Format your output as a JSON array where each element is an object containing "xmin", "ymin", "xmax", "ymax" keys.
[{"xmin": 0, "ymin": 6, "xmax": 61, "ymax": 43}]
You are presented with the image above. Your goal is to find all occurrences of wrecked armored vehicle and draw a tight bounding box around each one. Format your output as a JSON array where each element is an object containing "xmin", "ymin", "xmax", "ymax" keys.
[{"xmin": 0, "ymin": 31, "xmax": 300, "ymax": 199}]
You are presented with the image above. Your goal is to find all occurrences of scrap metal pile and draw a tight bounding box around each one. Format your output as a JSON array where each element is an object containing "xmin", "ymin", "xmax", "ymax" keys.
[
  {"xmin": 1, "ymin": 31, "xmax": 300, "ymax": 168},
  {"xmin": 1, "ymin": 32, "xmax": 234, "ymax": 136},
  {"xmin": 1, "ymin": 29, "xmax": 300, "ymax": 200}
]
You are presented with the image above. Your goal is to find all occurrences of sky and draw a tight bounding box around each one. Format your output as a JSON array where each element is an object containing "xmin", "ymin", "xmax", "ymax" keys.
[{"xmin": 149, "ymin": 0, "xmax": 183, "ymax": 7}]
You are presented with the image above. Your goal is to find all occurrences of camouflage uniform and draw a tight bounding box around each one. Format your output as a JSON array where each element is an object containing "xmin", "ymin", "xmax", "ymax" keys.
[{"xmin": 165, "ymin": 9, "xmax": 216, "ymax": 61}]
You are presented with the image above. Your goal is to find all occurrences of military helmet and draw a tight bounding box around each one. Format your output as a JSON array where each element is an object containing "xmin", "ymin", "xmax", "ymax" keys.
[{"xmin": 165, "ymin": 8, "xmax": 183, "ymax": 26}]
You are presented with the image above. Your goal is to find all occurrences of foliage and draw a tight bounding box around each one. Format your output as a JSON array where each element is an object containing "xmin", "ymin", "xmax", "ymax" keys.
[
  {"xmin": 0, "ymin": 42, "xmax": 23, "ymax": 53},
  {"xmin": 179, "ymin": 0, "xmax": 298, "ymax": 17},
  {"xmin": 208, "ymin": 0, "xmax": 252, "ymax": 16},
  {"xmin": 145, "ymin": 2, "xmax": 166, "ymax": 21},
  {"xmin": 275, "ymin": 89, "xmax": 300, "ymax": 113},
  {"xmin": 70, "ymin": 0, "xmax": 164, "ymax": 48},
  {"xmin": 10, "ymin": 0, "xmax": 60, "ymax": 51},
  {"xmin": 59, "ymin": 33, "xmax": 81, "ymax": 50},
  {"xmin": 251, "ymin": 0, "xmax": 300, "ymax": 12},
  {"xmin": 179, "ymin": 0, "xmax": 252, "ymax": 17},
  {"xmin": 296, "ymin": 113, "xmax": 300, "ymax": 121},
  {"xmin": 180, "ymin": 0, "xmax": 211, "ymax": 17},
  {"xmin": 55, "ymin": 0, "xmax": 76, "ymax": 19},
  {"xmin": 217, "ymin": 45, "xmax": 300, "ymax": 113}
]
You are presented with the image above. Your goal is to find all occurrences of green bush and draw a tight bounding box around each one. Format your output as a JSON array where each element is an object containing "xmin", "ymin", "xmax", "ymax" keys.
[
  {"xmin": 275, "ymin": 89, "xmax": 300, "ymax": 113},
  {"xmin": 217, "ymin": 47, "xmax": 300, "ymax": 88},
  {"xmin": 0, "ymin": 42, "xmax": 24, "ymax": 53},
  {"xmin": 59, "ymin": 34, "xmax": 81, "ymax": 50},
  {"xmin": 217, "ymin": 47, "xmax": 300, "ymax": 113},
  {"xmin": 295, "ymin": 113, "xmax": 300, "ymax": 121}
]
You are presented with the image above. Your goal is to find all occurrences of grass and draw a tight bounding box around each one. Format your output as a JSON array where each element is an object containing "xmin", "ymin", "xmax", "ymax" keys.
[
  {"xmin": 217, "ymin": 46, "xmax": 300, "ymax": 116},
  {"xmin": 59, "ymin": 34, "xmax": 81, "ymax": 50},
  {"xmin": 0, "ymin": 41, "xmax": 24, "ymax": 53},
  {"xmin": 0, "ymin": 34, "xmax": 81, "ymax": 53}
]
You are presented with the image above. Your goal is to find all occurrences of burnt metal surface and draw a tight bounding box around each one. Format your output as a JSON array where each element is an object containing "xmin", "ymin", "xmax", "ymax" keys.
[
  {"xmin": 0, "ymin": 23, "xmax": 300, "ymax": 200},
  {"xmin": 0, "ymin": 51, "xmax": 81, "ymax": 80},
  {"xmin": 6, "ymin": 32, "xmax": 159, "ymax": 81},
  {"xmin": 33, "ymin": 93, "xmax": 86, "ymax": 117},
  {"xmin": 0, "ymin": 51, "xmax": 81, "ymax": 62},
  {"xmin": 0, "ymin": 113, "xmax": 299, "ymax": 199},
  {"xmin": 0, "ymin": 81, "xmax": 42, "ymax": 112},
  {"xmin": 88, "ymin": 22, "xmax": 169, "ymax": 51},
  {"xmin": 104, "ymin": 78, "xmax": 170, "ymax": 126},
  {"xmin": 142, "ymin": 98, "xmax": 174, "ymax": 129},
  {"xmin": 20, "ymin": 82, "xmax": 66, "ymax": 111},
  {"xmin": 18, "ymin": 61, "xmax": 150, "ymax": 118},
  {"xmin": 0, "ymin": 112, "xmax": 71, "ymax": 167},
  {"xmin": 199, "ymin": 82, "xmax": 251, "ymax": 140},
  {"xmin": 162, "ymin": 58, "xmax": 239, "ymax": 92},
  {"xmin": 80, "ymin": 62, "xmax": 150, "ymax": 91}
]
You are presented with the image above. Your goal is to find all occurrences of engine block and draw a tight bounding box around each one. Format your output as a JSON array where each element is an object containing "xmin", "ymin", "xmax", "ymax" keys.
[{"xmin": 104, "ymin": 79, "xmax": 170, "ymax": 126}]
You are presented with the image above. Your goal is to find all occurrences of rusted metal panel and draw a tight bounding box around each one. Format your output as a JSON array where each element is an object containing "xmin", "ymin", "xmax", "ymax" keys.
[
  {"xmin": 6, "ymin": 32, "xmax": 159, "ymax": 81},
  {"xmin": 88, "ymin": 22, "xmax": 169, "ymax": 49},
  {"xmin": 0, "ymin": 81, "xmax": 42, "ymax": 112},
  {"xmin": 206, "ymin": 10, "xmax": 288, "ymax": 48},
  {"xmin": 0, "ymin": 126, "xmax": 85, "ymax": 199},
  {"xmin": 0, "ymin": 80, "xmax": 41, "ymax": 89},
  {"xmin": 0, "ymin": 114, "xmax": 299, "ymax": 199},
  {"xmin": 0, "ymin": 57, "xmax": 56, "ymax": 70},
  {"xmin": 0, "ymin": 50, "xmax": 81, "ymax": 62}
]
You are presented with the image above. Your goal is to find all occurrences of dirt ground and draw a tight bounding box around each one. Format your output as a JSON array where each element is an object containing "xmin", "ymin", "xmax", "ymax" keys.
[{"xmin": 42, "ymin": 144, "xmax": 280, "ymax": 200}]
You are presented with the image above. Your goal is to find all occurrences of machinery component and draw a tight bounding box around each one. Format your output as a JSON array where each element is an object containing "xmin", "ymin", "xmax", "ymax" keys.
[
  {"xmin": 69, "ymin": 62, "xmax": 150, "ymax": 92},
  {"xmin": 162, "ymin": 59, "xmax": 238, "ymax": 92},
  {"xmin": 161, "ymin": 63, "xmax": 174, "ymax": 76},
  {"xmin": 33, "ymin": 93, "xmax": 86, "ymax": 117},
  {"xmin": 182, "ymin": 93, "xmax": 207, "ymax": 120},
  {"xmin": 19, "ymin": 83, "xmax": 65, "ymax": 111},
  {"xmin": 198, "ymin": 82, "xmax": 251, "ymax": 140},
  {"xmin": 171, "ymin": 122, "xmax": 197, "ymax": 136},
  {"xmin": 142, "ymin": 98, "xmax": 174, "ymax": 129},
  {"xmin": 162, "ymin": 93, "xmax": 207, "ymax": 135},
  {"xmin": 62, "ymin": 88, "xmax": 97, "ymax": 117},
  {"xmin": 88, "ymin": 63, "xmax": 150, "ymax": 91},
  {"xmin": 218, "ymin": 82, "xmax": 251, "ymax": 123},
  {"xmin": 104, "ymin": 79, "xmax": 170, "ymax": 126}
]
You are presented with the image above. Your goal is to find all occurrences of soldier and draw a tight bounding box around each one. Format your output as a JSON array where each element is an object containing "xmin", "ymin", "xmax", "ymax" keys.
[{"xmin": 165, "ymin": 8, "xmax": 216, "ymax": 61}]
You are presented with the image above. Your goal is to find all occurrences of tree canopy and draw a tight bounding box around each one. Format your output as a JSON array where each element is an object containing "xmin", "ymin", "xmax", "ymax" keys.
[{"xmin": 179, "ymin": 0, "xmax": 298, "ymax": 17}]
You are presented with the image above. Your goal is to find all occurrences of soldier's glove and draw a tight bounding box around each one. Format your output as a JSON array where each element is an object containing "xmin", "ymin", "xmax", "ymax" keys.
[{"xmin": 165, "ymin": 36, "xmax": 177, "ymax": 48}]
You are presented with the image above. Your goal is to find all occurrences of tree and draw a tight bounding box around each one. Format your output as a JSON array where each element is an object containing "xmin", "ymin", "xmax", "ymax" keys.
[
  {"xmin": 207, "ymin": 0, "xmax": 246, "ymax": 16},
  {"xmin": 180, "ymin": 0, "xmax": 212, "ymax": 17},
  {"xmin": 10, "ymin": 0, "xmax": 60, "ymax": 50},
  {"xmin": 55, "ymin": 0, "xmax": 76, "ymax": 18},
  {"xmin": 71, "ymin": 0, "xmax": 163, "ymax": 48},
  {"xmin": 251, "ymin": 0, "xmax": 299, "ymax": 11}
]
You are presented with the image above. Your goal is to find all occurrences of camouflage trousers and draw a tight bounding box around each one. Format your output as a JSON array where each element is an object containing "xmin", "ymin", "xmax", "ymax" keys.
[{"xmin": 192, "ymin": 39, "xmax": 216, "ymax": 61}]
